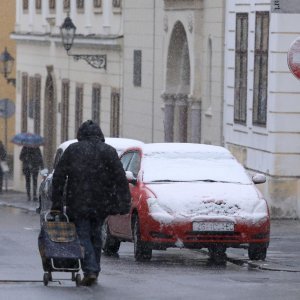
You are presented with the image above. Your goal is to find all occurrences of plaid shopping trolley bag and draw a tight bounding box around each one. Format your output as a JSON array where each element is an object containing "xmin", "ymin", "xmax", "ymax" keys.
[{"xmin": 38, "ymin": 211, "xmax": 84, "ymax": 286}]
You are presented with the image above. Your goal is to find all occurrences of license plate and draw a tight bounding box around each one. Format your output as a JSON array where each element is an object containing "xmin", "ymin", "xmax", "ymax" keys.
[{"xmin": 192, "ymin": 222, "xmax": 234, "ymax": 232}]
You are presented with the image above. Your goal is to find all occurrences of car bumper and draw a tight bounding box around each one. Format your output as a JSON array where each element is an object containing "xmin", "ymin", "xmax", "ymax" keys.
[{"xmin": 141, "ymin": 219, "xmax": 270, "ymax": 249}]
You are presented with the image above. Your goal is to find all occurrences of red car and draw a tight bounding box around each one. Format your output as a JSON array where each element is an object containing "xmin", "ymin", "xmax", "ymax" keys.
[{"xmin": 102, "ymin": 143, "xmax": 270, "ymax": 262}]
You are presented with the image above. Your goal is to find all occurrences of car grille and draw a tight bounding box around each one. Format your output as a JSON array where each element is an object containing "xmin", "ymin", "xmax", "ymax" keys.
[{"xmin": 185, "ymin": 231, "xmax": 241, "ymax": 241}]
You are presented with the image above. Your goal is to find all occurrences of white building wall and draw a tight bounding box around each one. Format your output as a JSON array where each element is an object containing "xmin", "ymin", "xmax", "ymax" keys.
[
  {"xmin": 224, "ymin": 0, "xmax": 300, "ymax": 218},
  {"xmin": 122, "ymin": 0, "xmax": 165, "ymax": 142},
  {"xmin": 13, "ymin": 0, "xmax": 123, "ymax": 191}
]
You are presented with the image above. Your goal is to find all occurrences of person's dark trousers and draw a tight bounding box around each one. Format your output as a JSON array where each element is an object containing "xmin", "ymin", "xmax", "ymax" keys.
[
  {"xmin": 23, "ymin": 167, "xmax": 39, "ymax": 201},
  {"xmin": 32, "ymin": 170, "xmax": 38, "ymax": 200},
  {"xmin": 0, "ymin": 168, "xmax": 3, "ymax": 193},
  {"xmin": 74, "ymin": 217, "xmax": 104, "ymax": 277},
  {"xmin": 23, "ymin": 167, "xmax": 31, "ymax": 200}
]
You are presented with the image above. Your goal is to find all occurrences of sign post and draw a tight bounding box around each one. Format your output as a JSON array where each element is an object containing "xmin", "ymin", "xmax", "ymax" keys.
[{"xmin": 0, "ymin": 98, "xmax": 15, "ymax": 191}]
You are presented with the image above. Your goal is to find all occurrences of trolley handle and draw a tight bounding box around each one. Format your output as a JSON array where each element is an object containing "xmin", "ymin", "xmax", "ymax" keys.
[{"xmin": 44, "ymin": 210, "xmax": 69, "ymax": 223}]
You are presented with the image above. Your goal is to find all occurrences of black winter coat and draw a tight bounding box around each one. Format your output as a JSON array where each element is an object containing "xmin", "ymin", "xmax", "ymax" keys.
[
  {"xmin": 51, "ymin": 123, "xmax": 131, "ymax": 219},
  {"xmin": 19, "ymin": 146, "xmax": 44, "ymax": 173}
]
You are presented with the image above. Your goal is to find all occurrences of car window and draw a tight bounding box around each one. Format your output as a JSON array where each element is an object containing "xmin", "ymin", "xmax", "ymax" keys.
[
  {"xmin": 120, "ymin": 152, "xmax": 134, "ymax": 170},
  {"xmin": 127, "ymin": 152, "xmax": 141, "ymax": 178},
  {"xmin": 53, "ymin": 148, "xmax": 63, "ymax": 170}
]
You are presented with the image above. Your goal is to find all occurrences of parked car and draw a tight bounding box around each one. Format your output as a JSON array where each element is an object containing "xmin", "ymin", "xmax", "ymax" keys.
[
  {"xmin": 37, "ymin": 137, "xmax": 144, "ymax": 221},
  {"xmin": 102, "ymin": 143, "xmax": 270, "ymax": 262}
]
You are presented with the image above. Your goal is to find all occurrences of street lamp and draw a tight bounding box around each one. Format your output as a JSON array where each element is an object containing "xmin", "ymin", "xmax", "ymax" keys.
[
  {"xmin": 60, "ymin": 16, "xmax": 107, "ymax": 69},
  {"xmin": 0, "ymin": 47, "xmax": 16, "ymax": 86}
]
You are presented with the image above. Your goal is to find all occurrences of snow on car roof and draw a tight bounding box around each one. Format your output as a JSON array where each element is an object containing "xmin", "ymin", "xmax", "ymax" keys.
[
  {"xmin": 105, "ymin": 137, "xmax": 144, "ymax": 154},
  {"xmin": 58, "ymin": 137, "xmax": 144, "ymax": 155},
  {"xmin": 142, "ymin": 143, "xmax": 232, "ymax": 156}
]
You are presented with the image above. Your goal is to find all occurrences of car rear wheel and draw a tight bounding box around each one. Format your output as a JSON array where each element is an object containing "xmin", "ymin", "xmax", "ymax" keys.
[
  {"xmin": 248, "ymin": 244, "xmax": 267, "ymax": 261},
  {"xmin": 101, "ymin": 219, "xmax": 120, "ymax": 256},
  {"xmin": 133, "ymin": 216, "xmax": 152, "ymax": 261}
]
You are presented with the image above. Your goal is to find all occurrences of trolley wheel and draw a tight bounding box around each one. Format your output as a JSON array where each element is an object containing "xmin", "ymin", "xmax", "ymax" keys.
[
  {"xmin": 72, "ymin": 272, "xmax": 76, "ymax": 281},
  {"xmin": 43, "ymin": 272, "xmax": 50, "ymax": 286},
  {"xmin": 75, "ymin": 274, "xmax": 81, "ymax": 287},
  {"xmin": 48, "ymin": 272, "xmax": 52, "ymax": 282}
]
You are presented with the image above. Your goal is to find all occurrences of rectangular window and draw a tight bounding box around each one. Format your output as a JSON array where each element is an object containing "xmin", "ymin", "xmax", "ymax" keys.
[
  {"xmin": 36, "ymin": 0, "xmax": 42, "ymax": 10},
  {"xmin": 77, "ymin": 0, "xmax": 84, "ymax": 10},
  {"xmin": 234, "ymin": 13, "xmax": 248, "ymax": 124},
  {"xmin": 253, "ymin": 12, "xmax": 269, "ymax": 126},
  {"xmin": 113, "ymin": 0, "xmax": 122, "ymax": 8},
  {"xmin": 75, "ymin": 85, "xmax": 83, "ymax": 135},
  {"xmin": 110, "ymin": 90, "xmax": 120, "ymax": 137},
  {"xmin": 94, "ymin": 0, "xmax": 102, "ymax": 8},
  {"xmin": 23, "ymin": 0, "xmax": 29, "ymax": 10},
  {"xmin": 21, "ymin": 73, "xmax": 28, "ymax": 133},
  {"xmin": 49, "ymin": 0, "xmax": 55, "ymax": 10},
  {"xmin": 61, "ymin": 80, "xmax": 70, "ymax": 142},
  {"xmin": 92, "ymin": 84, "xmax": 101, "ymax": 124},
  {"xmin": 28, "ymin": 77, "xmax": 34, "ymax": 119},
  {"xmin": 63, "ymin": 0, "xmax": 70, "ymax": 10},
  {"xmin": 34, "ymin": 75, "xmax": 41, "ymax": 135},
  {"xmin": 133, "ymin": 50, "xmax": 142, "ymax": 87}
]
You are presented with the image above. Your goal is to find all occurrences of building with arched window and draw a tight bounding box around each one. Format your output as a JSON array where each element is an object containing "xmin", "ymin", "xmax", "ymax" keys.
[{"xmin": 12, "ymin": 0, "xmax": 225, "ymax": 193}]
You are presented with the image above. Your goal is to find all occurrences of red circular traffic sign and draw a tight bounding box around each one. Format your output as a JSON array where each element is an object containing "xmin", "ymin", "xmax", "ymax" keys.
[{"xmin": 287, "ymin": 37, "xmax": 300, "ymax": 80}]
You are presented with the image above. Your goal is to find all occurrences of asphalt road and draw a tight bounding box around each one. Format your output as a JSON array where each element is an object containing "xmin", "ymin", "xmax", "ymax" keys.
[{"xmin": 0, "ymin": 206, "xmax": 300, "ymax": 300}]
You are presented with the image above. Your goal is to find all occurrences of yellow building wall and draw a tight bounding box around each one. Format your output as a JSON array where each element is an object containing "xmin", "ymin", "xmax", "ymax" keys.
[{"xmin": 0, "ymin": 0, "xmax": 16, "ymax": 156}]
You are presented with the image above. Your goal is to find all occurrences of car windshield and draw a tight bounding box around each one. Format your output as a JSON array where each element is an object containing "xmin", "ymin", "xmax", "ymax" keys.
[{"xmin": 142, "ymin": 151, "xmax": 251, "ymax": 185}]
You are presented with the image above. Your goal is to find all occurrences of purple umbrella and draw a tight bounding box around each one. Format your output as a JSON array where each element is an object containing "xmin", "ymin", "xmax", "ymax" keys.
[{"xmin": 11, "ymin": 132, "xmax": 44, "ymax": 147}]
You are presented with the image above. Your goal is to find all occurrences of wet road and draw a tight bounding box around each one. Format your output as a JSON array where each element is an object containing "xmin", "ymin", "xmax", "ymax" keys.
[{"xmin": 0, "ymin": 206, "xmax": 299, "ymax": 300}]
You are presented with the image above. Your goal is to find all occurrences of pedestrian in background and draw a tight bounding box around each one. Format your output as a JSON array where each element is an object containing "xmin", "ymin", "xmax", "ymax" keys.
[
  {"xmin": 51, "ymin": 120, "xmax": 131, "ymax": 286},
  {"xmin": 0, "ymin": 140, "xmax": 7, "ymax": 194},
  {"xmin": 19, "ymin": 146, "xmax": 44, "ymax": 201}
]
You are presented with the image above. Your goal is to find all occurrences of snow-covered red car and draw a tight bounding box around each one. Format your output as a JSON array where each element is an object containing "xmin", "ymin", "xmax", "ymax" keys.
[{"xmin": 102, "ymin": 143, "xmax": 270, "ymax": 262}]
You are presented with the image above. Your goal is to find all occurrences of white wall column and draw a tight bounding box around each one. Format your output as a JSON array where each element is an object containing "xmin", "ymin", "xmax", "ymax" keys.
[
  {"xmin": 189, "ymin": 98, "xmax": 201, "ymax": 143},
  {"xmin": 85, "ymin": 0, "xmax": 92, "ymax": 34},
  {"xmin": 103, "ymin": 0, "xmax": 111, "ymax": 33},
  {"xmin": 29, "ymin": 0, "xmax": 34, "ymax": 31},
  {"xmin": 15, "ymin": 0, "xmax": 21, "ymax": 31},
  {"xmin": 162, "ymin": 93, "xmax": 175, "ymax": 142},
  {"xmin": 42, "ymin": 0, "xmax": 49, "ymax": 32}
]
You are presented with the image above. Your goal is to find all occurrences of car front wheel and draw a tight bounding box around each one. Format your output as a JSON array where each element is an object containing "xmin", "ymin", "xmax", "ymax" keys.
[
  {"xmin": 101, "ymin": 219, "xmax": 120, "ymax": 256},
  {"xmin": 248, "ymin": 243, "xmax": 267, "ymax": 261},
  {"xmin": 133, "ymin": 216, "xmax": 152, "ymax": 261}
]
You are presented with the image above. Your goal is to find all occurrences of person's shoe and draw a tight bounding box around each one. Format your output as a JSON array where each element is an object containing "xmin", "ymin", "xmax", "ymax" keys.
[
  {"xmin": 33, "ymin": 196, "xmax": 38, "ymax": 202},
  {"xmin": 80, "ymin": 274, "xmax": 97, "ymax": 286}
]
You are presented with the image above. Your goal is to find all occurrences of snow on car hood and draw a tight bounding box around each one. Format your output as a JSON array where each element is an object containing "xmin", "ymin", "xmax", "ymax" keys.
[{"xmin": 146, "ymin": 182, "xmax": 268, "ymax": 225}]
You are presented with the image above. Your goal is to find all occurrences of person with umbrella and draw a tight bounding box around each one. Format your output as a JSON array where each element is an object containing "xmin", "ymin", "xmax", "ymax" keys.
[{"xmin": 19, "ymin": 146, "xmax": 44, "ymax": 201}]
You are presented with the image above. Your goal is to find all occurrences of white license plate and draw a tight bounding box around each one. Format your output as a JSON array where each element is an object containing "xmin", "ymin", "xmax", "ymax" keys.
[{"xmin": 192, "ymin": 222, "xmax": 234, "ymax": 232}]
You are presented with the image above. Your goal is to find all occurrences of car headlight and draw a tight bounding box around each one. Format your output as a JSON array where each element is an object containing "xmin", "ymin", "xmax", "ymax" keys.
[{"xmin": 147, "ymin": 197, "xmax": 174, "ymax": 224}]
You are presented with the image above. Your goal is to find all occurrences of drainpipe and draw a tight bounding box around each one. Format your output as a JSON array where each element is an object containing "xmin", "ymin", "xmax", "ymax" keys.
[{"xmin": 151, "ymin": 0, "xmax": 156, "ymax": 142}]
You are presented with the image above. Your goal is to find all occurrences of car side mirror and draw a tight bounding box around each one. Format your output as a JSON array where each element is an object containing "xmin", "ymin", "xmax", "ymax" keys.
[
  {"xmin": 252, "ymin": 173, "xmax": 266, "ymax": 184},
  {"xmin": 40, "ymin": 168, "xmax": 49, "ymax": 179},
  {"xmin": 126, "ymin": 171, "xmax": 137, "ymax": 185}
]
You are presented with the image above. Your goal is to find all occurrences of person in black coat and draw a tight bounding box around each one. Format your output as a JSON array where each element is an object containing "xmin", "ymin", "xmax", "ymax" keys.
[
  {"xmin": 51, "ymin": 120, "xmax": 131, "ymax": 286},
  {"xmin": 19, "ymin": 146, "xmax": 44, "ymax": 201}
]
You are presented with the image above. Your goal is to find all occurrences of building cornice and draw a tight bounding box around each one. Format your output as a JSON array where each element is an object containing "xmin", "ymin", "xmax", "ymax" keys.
[
  {"xmin": 11, "ymin": 32, "xmax": 123, "ymax": 51},
  {"xmin": 164, "ymin": 0, "xmax": 203, "ymax": 11}
]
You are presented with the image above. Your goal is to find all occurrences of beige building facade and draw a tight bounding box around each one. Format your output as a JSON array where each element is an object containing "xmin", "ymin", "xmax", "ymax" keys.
[{"xmin": 0, "ymin": 1, "xmax": 16, "ymax": 158}]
